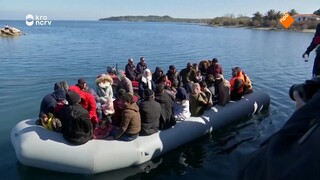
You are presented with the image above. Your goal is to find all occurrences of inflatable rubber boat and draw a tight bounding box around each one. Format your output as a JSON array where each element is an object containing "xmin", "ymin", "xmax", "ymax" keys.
[{"xmin": 11, "ymin": 91, "xmax": 270, "ymax": 174}]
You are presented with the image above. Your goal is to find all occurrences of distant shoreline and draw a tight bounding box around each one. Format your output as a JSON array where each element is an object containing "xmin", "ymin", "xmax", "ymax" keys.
[
  {"xmin": 206, "ymin": 24, "xmax": 316, "ymax": 33},
  {"xmin": 100, "ymin": 15, "xmax": 317, "ymax": 33}
]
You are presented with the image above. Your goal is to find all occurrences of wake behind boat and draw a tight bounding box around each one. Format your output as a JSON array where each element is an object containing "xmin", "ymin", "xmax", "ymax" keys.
[{"xmin": 11, "ymin": 91, "xmax": 270, "ymax": 174}]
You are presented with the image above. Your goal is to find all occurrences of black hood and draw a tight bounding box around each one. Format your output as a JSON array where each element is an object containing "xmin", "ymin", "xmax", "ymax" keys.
[{"xmin": 52, "ymin": 89, "xmax": 66, "ymax": 102}]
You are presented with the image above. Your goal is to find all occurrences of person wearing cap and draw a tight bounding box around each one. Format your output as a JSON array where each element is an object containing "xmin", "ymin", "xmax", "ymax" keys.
[
  {"xmin": 166, "ymin": 65, "xmax": 181, "ymax": 88},
  {"xmin": 206, "ymin": 58, "xmax": 223, "ymax": 78},
  {"xmin": 214, "ymin": 74, "xmax": 230, "ymax": 106},
  {"xmin": 138, "ymin": 69, "xmax": 156, "ymax": 99},
  {"xmin": 125, "ymin": 58, "xmax": 137, "ymax": 81},
  {"xmin": 139, "ymin": 89, "xmax": 161, "ymax": 136},
  {"xmin": 69, "ymin": 78, "xmax": 98, "ymax": 127},
  {"xmin": 173, "ymin": 87, "xmax": 191, "ymax": 121},
  {"xmin": 136, "ymin": 57, "xmax": 148, "ymax": 75},
  {"xmin": 155, "ymin": 83, "xmax": 175, "ymax": 129},
  {"xmin": 179, "ymin": 62, "xmax": 198, "ymax": 93},
  {"xmin": 302, "ymin": 23, "xmax": 320, "ymax": 77},
  {"xmin": 59, "ymin": 90, "xmax": 93, "ymax": 145}
]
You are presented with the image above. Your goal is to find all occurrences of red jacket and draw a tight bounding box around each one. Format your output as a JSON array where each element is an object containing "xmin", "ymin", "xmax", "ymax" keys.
[{"xmin": 69, "ymin": 85, "xmax": 98, "ymax": 126}]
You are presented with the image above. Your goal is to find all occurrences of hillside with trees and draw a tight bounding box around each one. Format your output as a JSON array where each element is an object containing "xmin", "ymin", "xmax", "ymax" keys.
[
  {"xmin": 99, "ymin": 15, "xmax": 211, "ymax": 24},
  {"xmin": 208, "ymin": 9, "xmax": 320, "ymax": 30},
  {"xmin": 99, "ymin": 8, "xmax": 320, "ymax": 31}
]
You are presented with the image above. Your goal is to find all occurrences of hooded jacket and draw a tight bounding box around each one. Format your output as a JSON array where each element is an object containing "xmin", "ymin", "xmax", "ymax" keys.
[
  {"xmin": 114, "ymin": 102, "xmax": 141, "ymax": 139},
  {"xmin": 139, "ymin": 98, "xmax": 161, "ymax": 136},
  {"xmin": 60, "ymin": 104, "xmax": 93, "ymax": 145},
  {"xmin": 39, "ymin": 89, "xmax": 66, "ymax": 118},
  {"xmin": 69, "ymin": 85, "xmax": 98, "ymax": 126},
  {"xmin": 155, "ymin": 92, "xmax": 175, "ymax": 129},
  {"xmin": 60, "ymin": 91, "xmax": 92, "ymax": 145}
]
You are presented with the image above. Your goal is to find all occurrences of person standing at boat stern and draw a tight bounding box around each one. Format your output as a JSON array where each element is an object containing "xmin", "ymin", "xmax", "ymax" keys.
[
  {"xmin": 113, "ymin": 93, "xmax": 141, "ymax": 141},
  {"xmin": 303, "ymin": 23, "xmax": 320, "ymax": 77}
]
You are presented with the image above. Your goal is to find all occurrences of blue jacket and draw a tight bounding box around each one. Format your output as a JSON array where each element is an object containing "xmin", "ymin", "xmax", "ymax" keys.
[{"xmin": 39, "ymin": 89, "xmax": 66, "ymax": 117}]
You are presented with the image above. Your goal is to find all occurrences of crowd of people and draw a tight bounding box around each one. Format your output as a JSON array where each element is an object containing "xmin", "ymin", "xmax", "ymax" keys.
[{"xmin": 37, "ymin": 57, "xmax": 253, "ymax": 145}]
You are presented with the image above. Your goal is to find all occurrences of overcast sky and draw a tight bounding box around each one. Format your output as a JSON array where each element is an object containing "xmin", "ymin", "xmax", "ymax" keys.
[{"xmin": 1, "ymin": 0, "xmax": 319, "ymax": 20}]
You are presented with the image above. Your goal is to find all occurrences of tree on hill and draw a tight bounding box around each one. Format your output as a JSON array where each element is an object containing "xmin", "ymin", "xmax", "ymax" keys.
[
  {"xmin": 252, "ymin": 12, "xmax": 263, "ymax": 22},
  {"xmin": 314, "ymin": 8, "xmax": 320, "ymax": 16},
  {"xmin": 288, "ymin": 9, "xmax": 298, "ymax": 16}
]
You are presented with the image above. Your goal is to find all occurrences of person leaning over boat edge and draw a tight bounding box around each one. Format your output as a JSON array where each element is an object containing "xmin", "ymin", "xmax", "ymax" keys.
[{"xmin": 302, "ymin": 23, "xmax": 320, "ymax": 77}]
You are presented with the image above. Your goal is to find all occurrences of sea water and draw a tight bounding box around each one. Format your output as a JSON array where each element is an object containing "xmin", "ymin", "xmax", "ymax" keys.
[{"xmin": 0, "ymin": 20, "xmax": 314, "ymax": 179}]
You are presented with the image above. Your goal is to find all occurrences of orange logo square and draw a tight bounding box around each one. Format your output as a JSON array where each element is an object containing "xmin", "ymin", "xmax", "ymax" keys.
[{"xmin": 279, "ymin": 12, "xmax": 294, "ymax": 29}]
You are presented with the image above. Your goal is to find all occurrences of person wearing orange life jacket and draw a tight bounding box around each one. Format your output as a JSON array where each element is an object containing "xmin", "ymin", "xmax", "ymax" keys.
[{"xmin": 230, "ymin": 67, "xmax": 245, "ymax": 100}]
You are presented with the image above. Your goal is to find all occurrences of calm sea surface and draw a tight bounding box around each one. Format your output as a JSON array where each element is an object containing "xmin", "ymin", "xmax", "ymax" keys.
[{"xmin": 0, "ymin": 20, "xmax": 314, "ymax": 179}]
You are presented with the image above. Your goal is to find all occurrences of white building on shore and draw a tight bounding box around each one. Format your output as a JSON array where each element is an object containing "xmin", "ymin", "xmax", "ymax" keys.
[{"xmin": 292, "ymin": 14, "xmax": 320, "ymax": 21}]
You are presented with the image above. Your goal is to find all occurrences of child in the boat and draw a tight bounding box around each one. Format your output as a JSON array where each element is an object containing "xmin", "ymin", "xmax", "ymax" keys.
[
  {"xmin": 93, "ymin": 119, "xmax": 113, "ymax": 139},
  {"xmin": 36, "ymin": 112, "xmax": 62, "ymax": 132},
  {"xmin": 101, "ymin": 98, "xmax": 115, "ymax": 124}
]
